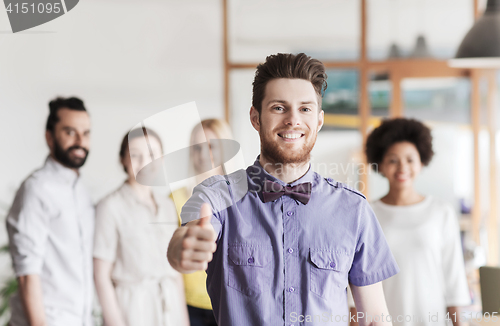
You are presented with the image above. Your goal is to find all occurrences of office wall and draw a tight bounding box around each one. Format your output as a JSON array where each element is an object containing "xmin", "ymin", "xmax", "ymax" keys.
[{"xmin": 0, "ymin": 0, "xmax": 225, "ymax": 284}]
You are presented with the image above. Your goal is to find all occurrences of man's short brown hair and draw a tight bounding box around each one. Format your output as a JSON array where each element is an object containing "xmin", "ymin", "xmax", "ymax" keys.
[{"xmin": 252, "ymin": 53, "xmax": 328, "ymax": 113}]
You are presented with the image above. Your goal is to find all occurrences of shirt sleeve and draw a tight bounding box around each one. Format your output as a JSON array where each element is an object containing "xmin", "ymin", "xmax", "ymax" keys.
[
  {"xmin": 441, "ymin": 204, "xmax": 471, "ymax": 306},
  {"xmin": 180, "ymin": 179, "xmax": 225, "ymax": 238},
  {"xmin": 348, "ymin": 200, "xmax": 400, "ymax": 286},
  {"xmin": 93, "ymin": 198, "xmax": 118, "ymax": 262},
  {"xmin": 6, "ymin": 180, "xmax": 50, "ymax": 276}
]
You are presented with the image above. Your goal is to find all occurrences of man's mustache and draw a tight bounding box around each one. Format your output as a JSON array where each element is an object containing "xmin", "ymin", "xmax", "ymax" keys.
[{"xmin": 66, "ymin": 146, "xmax": 89, "ymax": 155}]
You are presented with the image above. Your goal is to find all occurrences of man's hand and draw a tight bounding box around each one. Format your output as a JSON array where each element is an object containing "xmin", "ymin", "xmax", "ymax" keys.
[{"xmin": 167, "ymin": 203, "xmax": 217, "ymax": 274}]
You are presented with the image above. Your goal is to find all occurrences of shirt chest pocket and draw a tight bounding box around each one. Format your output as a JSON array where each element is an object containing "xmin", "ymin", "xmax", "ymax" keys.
[
  {"xmin": 309, "ymin": 249, "xmax": 351, "ymax": 300},
  {"xmin": 227, "ymin": 244, "xmax": 273, "ymax": 296}
]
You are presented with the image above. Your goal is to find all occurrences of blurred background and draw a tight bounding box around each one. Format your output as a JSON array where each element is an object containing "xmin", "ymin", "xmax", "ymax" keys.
[{"xmin": 0, "ymin": 0, "xmax": 499, "ymax": 323}]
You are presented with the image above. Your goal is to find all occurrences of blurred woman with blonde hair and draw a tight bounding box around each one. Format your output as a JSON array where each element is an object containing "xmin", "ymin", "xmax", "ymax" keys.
[{"xmin": 170, "ymin": 118, "xmax": 233, "ymax": 326}]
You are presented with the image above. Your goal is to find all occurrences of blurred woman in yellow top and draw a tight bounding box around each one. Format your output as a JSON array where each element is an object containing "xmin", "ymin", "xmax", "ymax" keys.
[{"xmin": 170, "ymin": 118, "xmax": 233, "ymax": 326}]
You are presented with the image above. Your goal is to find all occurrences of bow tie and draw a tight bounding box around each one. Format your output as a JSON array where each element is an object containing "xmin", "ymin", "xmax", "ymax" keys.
[{"xmin": 262, "ymin": 179, "xmax": 312, "ymax": 205}]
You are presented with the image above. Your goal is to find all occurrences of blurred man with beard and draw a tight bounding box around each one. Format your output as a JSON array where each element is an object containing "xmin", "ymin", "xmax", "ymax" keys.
[
  {"xmin": 168, "ymin": 53, "xmax": 399, "ymax": 326},
  {"xmin": 6, "ymin": 97, "xmax": 94, "ymax": 326}
]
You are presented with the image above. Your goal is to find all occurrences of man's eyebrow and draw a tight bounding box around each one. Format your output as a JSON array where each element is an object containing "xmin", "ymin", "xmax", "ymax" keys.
[
  {"xmin": 61, "ymin": 126, "xmax": 90, "ymax": 134},
  {"xmin": 266, "ymin": 99, "xmax": 288, "ymax": 105},
  {"xmin": 265, "ymin": 99, "xmax": 318, "ymax": 106}
]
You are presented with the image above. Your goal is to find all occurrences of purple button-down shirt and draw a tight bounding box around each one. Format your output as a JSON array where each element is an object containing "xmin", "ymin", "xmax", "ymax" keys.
[{"xmin": 181, "ymin": 157, "xmax": 399, "ymax": 326}]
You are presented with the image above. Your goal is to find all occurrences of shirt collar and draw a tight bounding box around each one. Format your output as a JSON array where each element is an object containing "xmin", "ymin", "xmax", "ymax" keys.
[
  {"xmin": 44, "ymin": 155, "xmax": 80, "ymax": 186},
  {"xmin": 247, "ymin": 155, "xmax": 315, "ymax": 188}
]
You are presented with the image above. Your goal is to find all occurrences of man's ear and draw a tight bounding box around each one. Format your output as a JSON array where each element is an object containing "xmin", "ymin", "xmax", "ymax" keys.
[
  {"xmin": 45, "ymin": 130, "xmax": 54, "ymax": 152},
  {"xmin": 249, "ymin": 106, "xmax": 261, "ymax": 132},
  {"xmin": 317, "ymin": 109, "xmax": 325, "ymax": 132}
]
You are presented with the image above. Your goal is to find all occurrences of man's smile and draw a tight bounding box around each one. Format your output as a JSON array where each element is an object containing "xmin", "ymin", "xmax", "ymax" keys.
[{"xmin": 277, "ymin": 131, "xmax": 305, "ymax": 142}]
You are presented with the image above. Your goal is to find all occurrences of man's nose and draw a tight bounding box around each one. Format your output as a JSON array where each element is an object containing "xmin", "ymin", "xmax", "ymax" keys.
[
  {"xmin": 77, "ymin": 132, "xmax": 91, "ymax": 149},
  {"xmin": 73, "ymin": 133, "xmax": 82, "ymax": 146},
  {"xmin": 284, "ymin": 110, "xmax": 300, "ymax": 126}
]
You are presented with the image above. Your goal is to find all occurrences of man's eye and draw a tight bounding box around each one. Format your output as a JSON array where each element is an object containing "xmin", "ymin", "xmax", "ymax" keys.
[
  {"xmin": 273, "ymin": 106, "xmax": 284, "ymax": 111},
  {"xmin": 301, "ymin": 107, "xmax": 311, "ymax": 112}
]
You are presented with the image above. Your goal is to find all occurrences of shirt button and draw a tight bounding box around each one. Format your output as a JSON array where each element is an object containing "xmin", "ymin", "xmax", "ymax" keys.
[
  {"xmin": 288, "ymin": 248, "xmax": 293, "ymax": 254},
  {"xmin": 286, "ymin": 211, "xmax": 293, "ymax": 216},
  {"xmin": 330, "ymin": 262, "xmax": 335, "ymax": 268},
  {"xmin": 248, "ymin": 257, "xmax": 254, "ymax": 264},
  {"xmin": 288, "ymin": 286, "xmax": 295, "ymax": 292}
]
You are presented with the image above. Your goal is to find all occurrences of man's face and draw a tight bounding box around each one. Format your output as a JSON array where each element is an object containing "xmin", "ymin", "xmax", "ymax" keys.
[
  {"xmin": 46, "ymin": 108, "xmax": 91, "ymax": 169},
  {"xmin": 250, "ymin": 78, "xmax": 324, "ymax": 164}
]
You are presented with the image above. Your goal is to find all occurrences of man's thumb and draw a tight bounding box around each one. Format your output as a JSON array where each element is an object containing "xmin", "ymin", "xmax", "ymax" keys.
[{"xmin": 197, "ymin": 203, "xmax": 212, "ymax": 227}]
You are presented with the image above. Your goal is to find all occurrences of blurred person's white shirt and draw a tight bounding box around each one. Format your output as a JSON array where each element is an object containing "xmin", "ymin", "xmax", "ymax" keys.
[
  {"xmin": 348, "ymin": 196, "xmax": 470, "ymax": 326},
  {"xmin": 6, "ymin": 156, "xmax": 95, "ymax": 326},
  {"xmin": 93, "ymin": 182, "xmax": 189, "ymax": 326}
]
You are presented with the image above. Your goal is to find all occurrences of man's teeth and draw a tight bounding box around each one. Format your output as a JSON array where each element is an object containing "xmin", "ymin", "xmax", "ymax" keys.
[{"xmin": 280, "ymin": 134, "xmax": 302, "ymax": 139}]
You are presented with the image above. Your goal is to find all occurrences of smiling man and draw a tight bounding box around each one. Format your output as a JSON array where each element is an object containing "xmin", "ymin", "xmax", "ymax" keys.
[
  {"xmin": 167, "ymin": 53, "xmax": 399, "ymax": 326},
  {"xmin": 6, "ymin": 97, "xmax": 94, "ymax": 326}
]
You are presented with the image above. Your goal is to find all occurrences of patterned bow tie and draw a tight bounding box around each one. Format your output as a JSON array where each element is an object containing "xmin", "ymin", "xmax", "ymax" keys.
[{"xmin": 262, "ymin": 179, "xmax": 312, "ymax": 205}]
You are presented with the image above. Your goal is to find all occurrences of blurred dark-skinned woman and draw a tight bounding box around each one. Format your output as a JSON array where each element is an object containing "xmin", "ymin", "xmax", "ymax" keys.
[{"xmin": 350, "ymin": 118, "xmax": 470, "ymax": 326}]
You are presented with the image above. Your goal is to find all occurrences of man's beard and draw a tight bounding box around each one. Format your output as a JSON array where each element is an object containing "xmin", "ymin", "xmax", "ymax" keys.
[
  {"xmin": 53, "ymin": 138, "xmax": 89, "ymax": 169},
  {"xmin": 260, "ymin": 128, "xmax": 316, "ymax": 165}
]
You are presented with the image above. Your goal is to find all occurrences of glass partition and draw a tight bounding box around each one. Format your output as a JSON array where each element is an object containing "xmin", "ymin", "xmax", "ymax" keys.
[
  {"xmin": 402, "ymin": 77, "xmax": 470, "ymax": 124},
  {"xmin": 367, "ymin": 0, "xmax": 473, "ymax": 60},
  {"xmin": 229, "ymin": 0, "xmax": 360, "ymax": 63}
]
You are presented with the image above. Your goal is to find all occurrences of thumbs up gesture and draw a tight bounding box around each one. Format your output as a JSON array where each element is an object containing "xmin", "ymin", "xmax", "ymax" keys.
[
  {"xmin": 167, "ymin": 203, "xmax": 218, "ymax": 273},
  {"xmin": 196, "ymin": 203, "xmax": 215, "ymax": 230}
]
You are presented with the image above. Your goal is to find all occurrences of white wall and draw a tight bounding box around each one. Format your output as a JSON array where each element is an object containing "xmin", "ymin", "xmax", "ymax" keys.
[
  {"xmin": 0, "ymin": 0, "xmax": 224, "ymax": 203},
  {"xmin": 0, "ymin": 0, "xmax": 225, "ymax": 288}
]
